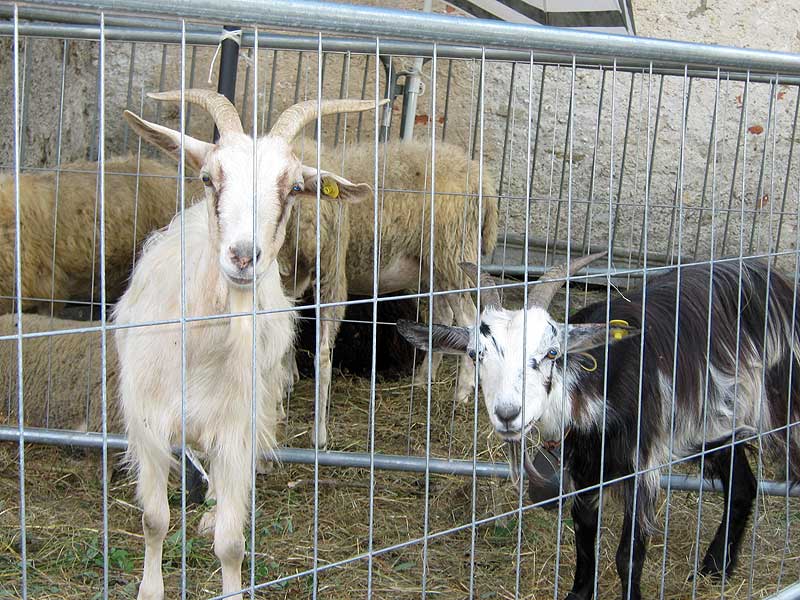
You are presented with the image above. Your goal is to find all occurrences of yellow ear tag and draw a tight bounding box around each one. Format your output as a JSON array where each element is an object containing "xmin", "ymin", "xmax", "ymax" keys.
[
  {"xmin": 322, "ymin": 178, "xmax": 339, "ymax": 199},
  {"xmin": 609, "ymin": 319, "xmax": 630, "ymax": 341}
]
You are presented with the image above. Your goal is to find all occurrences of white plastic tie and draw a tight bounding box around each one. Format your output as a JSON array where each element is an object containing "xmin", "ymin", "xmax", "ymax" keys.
[
  {"xmin": 184, "ymin": 447, "xmax": 209, "ymax": 484},
  {"xmin": 207, "ymin": 28, "xmax": 253, "ymax": 85}
]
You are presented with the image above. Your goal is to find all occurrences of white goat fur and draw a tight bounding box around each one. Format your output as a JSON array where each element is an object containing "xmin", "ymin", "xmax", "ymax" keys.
[
  {"xmin": 114, "ymin": 91, "xmax": 375, "ymax": 600},
  {"xmin": 0, "ymin": 157, "xmax": 184, "ymax": 315}
]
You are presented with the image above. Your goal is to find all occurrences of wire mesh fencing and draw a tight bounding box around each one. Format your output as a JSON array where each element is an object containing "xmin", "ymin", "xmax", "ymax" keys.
[{"xmin": 1, "ymin": 1, "xmax": 800, "ymax": 599}]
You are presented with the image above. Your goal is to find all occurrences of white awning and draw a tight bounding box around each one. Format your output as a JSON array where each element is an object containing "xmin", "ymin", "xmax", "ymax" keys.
[{"xmin": 442, "ymin": 0, "xmax": 636, "ymax": 35}]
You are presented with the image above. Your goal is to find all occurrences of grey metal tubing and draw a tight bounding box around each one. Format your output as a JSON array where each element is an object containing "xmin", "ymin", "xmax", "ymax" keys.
[
  {"xmin": 767, "ymin": 582, "xmax": 800, "ymax": 600},
  {"xmin": 480, "ymin": 264, "xmax": 644, "ymax": 279},
  {"xmin": 2, "ymin": 425, "xmax": 798, "ymax": 497},
  {"xmin": 500, "ymin": 233, "xmax": 671, "ymax": 266},
  {"xmin": 4, "ymin": 18, "xmax": 800, "ymax": 85},
  {"xmin": 19, "ymin": 0, "xmax": 800, "ymax": 76}
]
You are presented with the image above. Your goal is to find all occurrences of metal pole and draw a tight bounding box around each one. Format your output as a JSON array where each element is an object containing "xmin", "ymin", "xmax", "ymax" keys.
[
  {"xmin": 2, "ymin": 426, "xmax": 798, "ymax": 497},
  {"xmin": 767, "ymin": 582, "xmax": 800, "ymax": 600},
  {"xmin": 186, "ymin": 23, "xmax": 241, "ymax": 503},
  {"xmin": 20, "ymin": 0, "xmax": 800, "ymax": 77},
  {"xmin": 2, "ymin": 19, "xmax": 799, "ymax": 85},
  {"xmin": 213, "ymin": 24, "xmax": 240, "ymax": 142},
  {"xmin": 398, "ymin": 0, "xmax": 432, "ymax": 141}
]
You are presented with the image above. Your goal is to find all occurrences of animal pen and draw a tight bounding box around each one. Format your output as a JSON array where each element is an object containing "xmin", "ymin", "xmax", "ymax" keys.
[{"xmin": 1, "ymin": 0, "xmax": 800, "ymax": 598}]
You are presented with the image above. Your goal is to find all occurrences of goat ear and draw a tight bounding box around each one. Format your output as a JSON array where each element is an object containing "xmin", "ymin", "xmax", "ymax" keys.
[
  {"xmin": 396, "ymin": 319, "xmax": 470, "ymax": 355},
  {"xmin": 299, "ymin": 166, "xmax": 372, "ymax": 203},
  {"xmin": 563, "ymin": 322, "xmax": 639, "ymax": 353},
  {"xmin": 123, "ymin": 110, "xmax": 214, "ymax": 173}
]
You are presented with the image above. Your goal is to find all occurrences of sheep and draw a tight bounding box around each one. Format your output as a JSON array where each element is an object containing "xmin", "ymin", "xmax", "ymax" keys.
[
  {"xmin": 0, "ymin": 314, "xmax": 120, "ymax": 434},
  {"xmin": 280, "ymin": 136, "xmax": 497, "ymax": 445},
  {"xmin": 342, "ymin": 139, "xmax": 498, "ymax": 404},
  {"xmin": 114, "ymin": 88, "xmax": 379, "ymax": 600},
  {"xmin": 0, "ymin": 314, "xmax": 125, "ymax": 480},
  {"xmin": 398, "ymin": 255, "xmax": 800, "ymax": 600},
  {"xmin": 276, "ymin": 137, "xmax": 353, "ymax": 448},
  {"xmin": 0, "ymin": 156, "xmax": 188, "ymax": 315},
  {"xmin": 281, "ymin": 137, "xmax": 498, "ymax": 448}
]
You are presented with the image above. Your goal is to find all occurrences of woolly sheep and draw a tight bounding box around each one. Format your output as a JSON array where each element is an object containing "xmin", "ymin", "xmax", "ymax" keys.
[
  {"xmin": 280, "ymin": 137, "xmax": 497, "ymax": 445},
  {"xmin": 0, "ymin": 313, "xmax": 124, "ymax": 481},
  {"xmin": 115, "ymin": 89, "xmax": 378, "ymax": 600},
  {"xmin": 339, "ymin": 139, "xmax": 498, "ymax": 402},
  {"xmin": 0, "ymin": 314, "xmax": 120, "ymax": 434},
  {"xmin": 0, "ymin": 156, "xmax": 186, "ymax": 315}
]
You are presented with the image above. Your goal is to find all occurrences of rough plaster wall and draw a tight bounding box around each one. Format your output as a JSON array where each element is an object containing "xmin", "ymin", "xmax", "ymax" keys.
[
  {"xmin": 469, "ymin": 0, "xmax": 800, "ymax": 271},
  {"xmin": 2, "ymin": 0, "xmax": 800, "ymax": 269}
]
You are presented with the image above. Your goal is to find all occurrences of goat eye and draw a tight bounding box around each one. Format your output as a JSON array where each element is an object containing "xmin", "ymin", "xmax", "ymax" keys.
[
  {"xmin": 468, "ymin": 349, "xmax": 477, "ymax": 361},
  {"xmin": 291, "ymin": 183, "xmax": 303, "ymax": 193},
  {"xmin": 546, "ymin": 348, "xmax": 559, "ymax": 360},
  {"xmin": 201, "ymin": 173, "xmax": 212, "ymax": 186}
]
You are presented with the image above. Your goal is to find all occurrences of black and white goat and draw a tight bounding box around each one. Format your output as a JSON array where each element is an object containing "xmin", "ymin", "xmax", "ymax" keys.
[{"xmin": 398, "ymin": 254, "xmax": 800, "ymax": 600}]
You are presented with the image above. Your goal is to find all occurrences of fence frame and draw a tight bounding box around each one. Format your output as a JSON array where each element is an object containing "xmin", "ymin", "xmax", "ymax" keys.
[{"xmin": 3, "ymin": 1, "xmax": 800, "ymax": 598}]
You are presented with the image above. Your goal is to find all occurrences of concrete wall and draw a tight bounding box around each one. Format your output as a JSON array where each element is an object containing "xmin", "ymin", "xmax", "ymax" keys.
[{"xmin": 2, "ymin": 0, "xmax": 799, "ymax": 270}]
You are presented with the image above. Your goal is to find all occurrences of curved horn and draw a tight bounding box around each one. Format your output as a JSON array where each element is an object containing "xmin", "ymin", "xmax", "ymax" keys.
[
  {"xmin": 459, "ymin": 262, "xmax": 501, "ymax": 310},
  {"xmin": 527, "ymin": 251, "xmax": 608, "ymax": 310},
  {"xmin": 269, "ymin": 98, "xmax": 389, "ymax": 141},
  {"xmin": 147, "ymin": 89, "xmax": 243, "ymax": 135}
]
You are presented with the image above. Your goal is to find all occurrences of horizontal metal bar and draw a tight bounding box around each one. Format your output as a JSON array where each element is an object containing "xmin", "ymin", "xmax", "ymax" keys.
[
  {"xmin": 500, "ymin": 234, "xmax": 671, "ymax": 267},
  {"xmin": 767, "ymin": 582, "xmax": 800, "ymax": 600},
  {"xmin": 3, "ymin": 18, "xmax": 799, "ymax": 85},
  {"xmin": 2, "ymin": 425, "xmax": 798, "ymax": 497},
  {"xmin": 0, "ymin": 425, "xmax": 509, "ymax": 477},
  {"xmin": 481, "ymin": 264, "xmax": 644, "ymax": 279},
  {"xmin": 17, "ymin": 0, "xmax": 800, "ymax": 77}
]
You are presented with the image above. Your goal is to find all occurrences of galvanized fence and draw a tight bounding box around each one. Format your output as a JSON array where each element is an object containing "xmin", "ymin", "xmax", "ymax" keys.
[{"xmin": 1, "ymin": 1, "xmax": 799, "ymax": 598}]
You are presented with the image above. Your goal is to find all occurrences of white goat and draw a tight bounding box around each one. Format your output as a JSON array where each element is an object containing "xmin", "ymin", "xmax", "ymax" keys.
[{"xmin": 113, "ymin": 89, "xmax": 378, "ymax": 600}]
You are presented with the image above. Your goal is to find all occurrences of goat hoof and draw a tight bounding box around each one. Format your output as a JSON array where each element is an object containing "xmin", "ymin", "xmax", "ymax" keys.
[
  {"xmin": 196, "ymin": 509, "xmax": 216, "ymax": 539},
  {"xmin": 312, "ymin": 430, "xmax": 328, "ymax": 449},
  {"xmin": 413, "ymin": 372, "xmax": 433, "ymax": 387},
  {"xmin": 689, "ymin": 555, "xmax": 729, "ymax": 582},
  {"xmin": 456, "ymin": 388, "xmax": 474, "ymax": 404}
]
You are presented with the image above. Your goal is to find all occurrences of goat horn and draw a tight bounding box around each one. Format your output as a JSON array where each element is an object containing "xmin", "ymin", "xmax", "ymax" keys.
[
  {"xmin": 147, "ymin": 89, "xmax": 243, "ymax": 135},
  {"xmin": 527, "ymin": 251, "xmax": 608, "ymax": 310},
  {"xmin": 459, "ymin": 262, "xmax": 501, "ymax": 310},
  {"xmin": 269, "ymin": 98, "xmax": 389, "ymax": 141}
]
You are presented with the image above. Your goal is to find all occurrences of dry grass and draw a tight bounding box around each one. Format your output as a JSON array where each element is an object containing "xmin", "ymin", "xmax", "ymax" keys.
[
  {"xmin": 1, "ymin": 365, "xmax": 798, "ymax": 599},
  {"xmin": 0, "ymin": 286, "xmax": 798, "ymax": 598}
]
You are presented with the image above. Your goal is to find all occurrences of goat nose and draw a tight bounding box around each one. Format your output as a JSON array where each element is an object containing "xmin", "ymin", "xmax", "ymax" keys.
[
  {"xmin": 228, "ymin": 243, "xmax": 261, "ymax": 271},
  {"xmin": 495, "ymin": 403, "xmax": 521, "ymax": 425}
]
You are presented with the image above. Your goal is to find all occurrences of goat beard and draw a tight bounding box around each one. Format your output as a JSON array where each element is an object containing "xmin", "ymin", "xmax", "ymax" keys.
[{"xmin": 505, "ymin": 440, "xmax": 566, "ymax": 510}]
